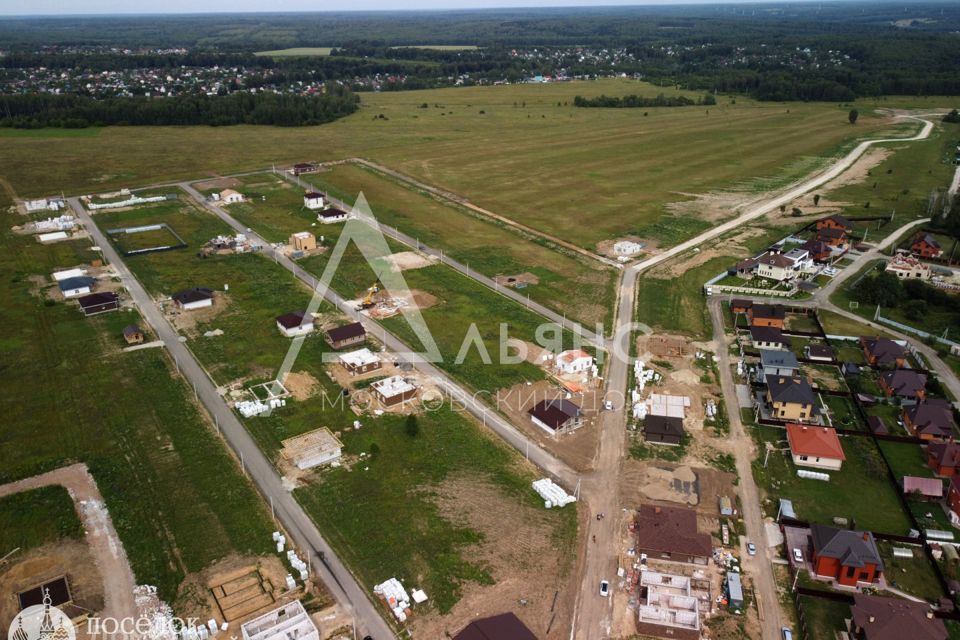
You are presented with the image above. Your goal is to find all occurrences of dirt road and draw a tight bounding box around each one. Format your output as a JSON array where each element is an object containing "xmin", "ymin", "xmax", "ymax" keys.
[{"xmin": 0, "ymin": 464, "xmax": 138, "ymax": 623}]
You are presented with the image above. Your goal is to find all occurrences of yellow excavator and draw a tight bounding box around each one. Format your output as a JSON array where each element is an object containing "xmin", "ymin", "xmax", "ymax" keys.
[{"xmin": 357, "ymin": 277, "xmax": 382, "ymax": 310}]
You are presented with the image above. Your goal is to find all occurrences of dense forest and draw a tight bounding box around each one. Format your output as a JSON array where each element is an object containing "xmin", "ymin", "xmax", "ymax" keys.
[{"xmin": 0, "ymin": 89, "xmax": 360, "ymax": 128}]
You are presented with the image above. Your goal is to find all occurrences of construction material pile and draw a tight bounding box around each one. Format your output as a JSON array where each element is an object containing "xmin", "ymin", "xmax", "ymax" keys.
[
  {"xmin": 532, "ymin": 478, "xmax": 576, "ymax": 508},
  {"xmin": 374, "ymin": 578, "xmax": 411, "ymax": 623}
]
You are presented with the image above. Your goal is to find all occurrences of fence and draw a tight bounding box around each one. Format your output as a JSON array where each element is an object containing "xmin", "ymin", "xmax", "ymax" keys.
[{"xmin": 875, "ymin": 313, "xmax": 959, "ymax": 350}]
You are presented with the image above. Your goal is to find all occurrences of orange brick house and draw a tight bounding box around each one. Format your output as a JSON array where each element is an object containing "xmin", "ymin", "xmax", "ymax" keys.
[
  {"xmin": 816, "ymin": 214, "xmax": 852, "ymax": 233},
  {"xmin": 748, "ymin": 303, "xmax": 785, "ymax": 329},
  {"xmin": 927, "ymin": 441, "xmax": 960, "ymax": 477},
  {"xmin": 811, "ymin": 524, "xmax": 883, "ymax": 588},
  {"xmin": 911, "ymin": 233, "xmax": 943, "ymax": 259},
  {"xmin": 860, "ymin": 337, "xmax": 906, "ymax": 368}
]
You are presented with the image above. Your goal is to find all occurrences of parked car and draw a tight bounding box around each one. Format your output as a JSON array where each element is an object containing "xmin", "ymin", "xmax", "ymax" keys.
[
  {"xmin": 782, "ymin": 627, "xmax": 793, "ymax": 640},
  {"xmin": 792, "ymin": 548, "xmax": 804, "ymax": 563},
  {"xmin": 599, "ymin": 580, "xmax": 610, "ymax": 597},
  {"xmin": 747, "ymin": 542, "xmax": 757, "ymax": 556}
]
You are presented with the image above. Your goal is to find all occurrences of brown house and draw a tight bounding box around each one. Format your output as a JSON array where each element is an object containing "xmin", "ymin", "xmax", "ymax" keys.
[
  {"xmin": 911, "ymin": 233, "xmax": 943, "ymax": 259},
  {"xmin": 730, "ymin": 299, "xmax": 752, "ymax": 314},
  {"xmin": 748, "ymin": 303, "xmax": 785, "ymax": 328},
  {"xmin": 634, "ymin": 504, "xmax": 712, "ymax": 564},
  {"xmin": 122, "ymin": 324, "xmax": 144, "ymax": 345},
  {"xmin": 817, "ymin": 226, "xmax": 849, "ymax": 248},
  {"xmin": 927, "ymin": 441, "xmax": 960, "ymax": 476},
  {"xmin": 860, "ymin": 336, "xmax": 906, "ymax": 367},
  {"xmin": 324, "ymin": 322, "xmax": 366, "ymax": 349},
  {"xmin": 848, "ymin": 592, "xmax": 946, "ymax": 640},
  {"xmin": 801, "ymin": 239, "xmax": 833, "ymax": 262},
  {"xmin": 817, "ymin": 214, "xmax": 852, "ymax": 232},
  {"xmin": 77, "ymin": 292, "xmax": 119, "ymax": 316},
  {"xmin": 880, "ymin": 369, "xmax": 927, "ymax": 401},
  {"xmin": 905, "ymin": 399, "xmax": 955, "ymax": 441}
]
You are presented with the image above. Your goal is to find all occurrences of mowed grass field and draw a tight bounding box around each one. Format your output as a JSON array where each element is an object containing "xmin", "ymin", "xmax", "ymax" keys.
[
  {"xmin": 254, "ymin": 47, "xmax": 333, "ymax": 56},
  {"xmin": 0, "ymin": 486, "xmax": 84, "ymax": 553},
  {"xmin": 303, "ymin": 163, "xmax": 616, "ymax": 326},
  {"xmin": 0, "ymin": 198, "xmax": 275, "ymax": 603},
  {"xmin": 0, "ymin": 80, "xmax": 906, "ymax": 250}
]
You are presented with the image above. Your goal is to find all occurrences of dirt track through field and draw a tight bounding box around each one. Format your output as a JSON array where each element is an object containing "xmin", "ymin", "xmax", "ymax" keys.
[{"xmin": 0, "ymin": 464, "xmax": 138, "ymax": 623}]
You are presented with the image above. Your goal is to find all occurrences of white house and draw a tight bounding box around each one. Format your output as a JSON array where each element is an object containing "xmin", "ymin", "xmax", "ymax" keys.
[
  {"xmin": 303, "ymin": 192, "xmax": 325, "ymax": 210},
  {"xmin": 172, "ymin": 287, "xmax": 214, "ymax": 310},
  {"xmin": 280, "ymin": 428, "xmax": 343, "ymax": 471},
  {"xmin": 613, "ymin": 240, "xmax": 644, "ymax": 256},
  {"xmin": 555, "ymin": 349, "xmax": 593, "ymax": 375},
  {"xmin": 275, "ymin": 311, "xmax": 314, "ymax": 338},
  {"xmin": 786, "ymin": 424, "xmax": 845, "ymax": 471},
  {"xmin": 52, "ymin": 268, "xmax": 87, "ymax": 282},
  {"xmin": 754, "ymin": 253, "xmax": 796, "ymax": 282},
  {"xmin": 218, "ymin": 189, "xmax": 244, "ymax": 205},
  {"xmin": 317, "ymin": 207, "xmax": 349, "ymax": 224},
  {"xmin": 241, "ymin": 601, "xmax": 319, "ymax": 640},
  {"xmin": 58, "ymin": 276, "xmax": 95, "ymax": 298}
]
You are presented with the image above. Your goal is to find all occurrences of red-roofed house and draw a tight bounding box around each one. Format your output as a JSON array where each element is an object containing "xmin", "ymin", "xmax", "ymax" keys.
[
  {"xmin": 786, "ymin": 423, "xmax": 845, "ymax": 470},
  {"xmin": 911, "ymin": 233, "xmax": 943, "ymax": 259}
]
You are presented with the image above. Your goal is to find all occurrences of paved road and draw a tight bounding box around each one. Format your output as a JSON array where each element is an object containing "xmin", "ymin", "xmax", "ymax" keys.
[
  {"xmin": 708, "ymin": 300, "xmax": 783, "ymax": 640},
  {"xmin": 68, "ymin": 197, "xmax": 396, "ymax": 640},
  {"xmin": 630, "ymin": 116, "xmax": 935, "ymax": 277},
  {"xmin": 277, "ymin": 169, "xmax": 608, "ymax": 349}
]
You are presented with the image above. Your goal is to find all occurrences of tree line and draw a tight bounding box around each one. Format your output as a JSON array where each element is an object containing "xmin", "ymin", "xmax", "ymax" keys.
[
  {"xmin": 573, "ymin": 93, "xmax": 715, "ymax": 108},
  {"xmin": 0, "ymin": 89, "xmax": 360, "ymax": 128}
]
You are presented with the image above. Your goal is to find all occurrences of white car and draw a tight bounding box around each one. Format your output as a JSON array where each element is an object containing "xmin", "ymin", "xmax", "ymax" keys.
[
  {"xmin": 747, "ymin": 542, "xmax": 757, "ymax": 556},
  {"xmin": 599, "ymin": 580, "xmax": 610, "ymax": 597},
  {"xmin": 792, "ymin": 548, "xmax": 804, "ymax": 563}
]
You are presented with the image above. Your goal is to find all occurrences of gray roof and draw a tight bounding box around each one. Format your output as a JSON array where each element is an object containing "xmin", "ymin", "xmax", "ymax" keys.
[
  {"xmin": 760, "ymin": 350, "xmax": 799, "ymax": 370},
  {"xmin": 765, "ymin": 374, "xmax": 816, "ymax": 407},
  {"xmin": 811, "ymin": 524, "xmax": 884, "ymax": 572}
]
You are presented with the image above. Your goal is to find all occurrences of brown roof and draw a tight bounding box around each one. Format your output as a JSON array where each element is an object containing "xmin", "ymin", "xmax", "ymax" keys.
[
  {"xmin": 326, "ymin": 322, "xmax": 365, "ymax": 343},
  {"xmin": 861, "ymin": 336, "xmax": 906, "ymax": 365},
  {"xmin": 756, "ymin": 253, "xmax": 795, "ymax": 268},
  {"xmin": 927, "ymin": 441, "xmax": 960, "ymax": 470},
  {"xmin": 77, "ymin": 292, "xmax": 119, "ymax": 308},
  {"xmin": 817, "ymin": 227, "xmax": 848, "ymax": 240},
  {"xmin": 881, "ymin": 369, "xmax": 927, "ymax": 398},
  {"xmin": 850, "ymin": 593, "xmax": 946, "ymax": 640},
  {"xmin": 635, "ymin": 504, "xmax": 712, "ymax": 560},
  {"xmin": 906, "ymin": 399, "xmax": 956, "ymax": 438},
  {"xmin": 276, "ymin": 311, "xmax": 312, "ymax": 330},
  {"xmin": 821, "ymin": 214, "xmax": 853, "ymax": 229},
  {"xmin": 751, "ymin": 303, "xmax": 785, "ymax": 320},
  {"xmin": 454, "ymin": 613, "xmax": 537, "ymax": 640},
  {"xmin": 529, "ymin": 399, "xmax": 582, "ymax": 430}
]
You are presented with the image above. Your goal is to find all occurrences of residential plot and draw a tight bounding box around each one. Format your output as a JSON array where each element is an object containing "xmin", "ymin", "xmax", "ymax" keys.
[{"xmin": 750, "ymin": 425, "xmax": 911, "ymax": 534}]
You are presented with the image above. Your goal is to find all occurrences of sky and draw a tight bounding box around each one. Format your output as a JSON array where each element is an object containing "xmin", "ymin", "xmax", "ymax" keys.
[{"xmin": 0, "ymin": 0, "xmax": 825, "ymax": 17}]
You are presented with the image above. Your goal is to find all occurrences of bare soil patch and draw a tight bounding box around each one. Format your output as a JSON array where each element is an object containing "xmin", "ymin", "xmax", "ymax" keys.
[
  {"xmin": 384, "ymin": 250, "xmax": 435, "ymax": 272},
  {"xmin": 495, "ymin": 380, "xmax": 600, "ymax": 472},
  {"xmin": 407, "ymin": 476, "xmax": 576, "ymax": 640},
  {"xmin": 282, "ymin": 371, "xmax": 320, "ymax": 401},
  {"xmin": 193, "ymin": 177, "xmax": 242, "ymax": 192},
  {"xmin": 166, "ymin": 294, "xmax": 230, "ymax": 336},
  {"xmin": 0, "ymin": 540, "xmax": 104, "ymax": 636}
]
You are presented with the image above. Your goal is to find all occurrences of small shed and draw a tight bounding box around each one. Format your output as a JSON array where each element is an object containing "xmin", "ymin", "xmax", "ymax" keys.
[
  {"xmin": 719, "ymin": 496, "xmax": 733, "ymax": 516},
  {"xmin": 289, "ymin": 231, "xmax": 317, "ymax": 252},
  {"xmin": 122, "ymin": 325, "xmax": 145, "ymax": 345},
  {"xmin": 727, "ymin": 572, "xmax": 744, "ymax": 611}
]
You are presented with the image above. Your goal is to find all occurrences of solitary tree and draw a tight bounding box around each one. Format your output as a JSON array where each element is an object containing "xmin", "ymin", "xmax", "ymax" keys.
[
  {"xmin": 405, "ymin": 415, "xmax": 420, "ymax": 438},
  {"xmin": 848, "ymin": 109, "xmax": 859, "ymax": 125},
  {"xmin": 813, "ymin": 194, "xmax": 821, "ymax": 206}
]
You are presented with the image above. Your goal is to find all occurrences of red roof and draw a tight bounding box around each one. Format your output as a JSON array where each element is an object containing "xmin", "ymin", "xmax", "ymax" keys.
[{"xmin": 786, "ymin": 423, "xmax": 845, "ymax": 460}]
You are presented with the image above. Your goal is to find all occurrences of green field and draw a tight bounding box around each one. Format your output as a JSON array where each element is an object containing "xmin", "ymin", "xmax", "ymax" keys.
[
  {"xmin": 296, "ymin": 406, "xmax": 577, "ymax": 614},
  {"xmin": 0, "ymin": 486, "xmax": 84, "ymax": 554},
  {"xmin": 877, "ymin": 541, "xmax": 944, "ymax": 601},
  {"xmin": 254, "ymin": 47, "xmax": 333, "ymax": 56},
  {"xmin": 303, "ymin": 163, "xmax": 616, "ymax": 326},
  {"xmin": 0, "ymin": 200, "xmax": 275, "ymax": 602},
  {"xmin": 0, "ymin": 80, "xmax": 902, "ymax": 251},
  {"xmin": 750, "ymin": 425, "xmax": 911, "ymax": 534},
  {"xmin": 86, "ymin": 196, "xmax": 577, "ymax": 616},
  {"xmin": 799, "ymin": 595, "xmax": 850, "ymax": 640},
  {"xmin": 392, "ymin": 45, "xmax": 479, "ymax": 51}
]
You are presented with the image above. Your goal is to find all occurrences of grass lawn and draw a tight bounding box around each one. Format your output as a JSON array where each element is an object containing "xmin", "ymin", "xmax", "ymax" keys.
[
  {"xmin": 629, "ymin": 432, "xmax": 690, "ymax": 463},
  {"xmin": 0, "ymin": 486, "xmax": 84, "ymax": 553},
  {"xmin": 303, "ymin": 162, "xmax": 616, "ymax": 327},
  {"xmin": 877, "ymin": 541, "xmax": 945, "ymax": 602},
  {"xmin": 799, "ymin": 595, "xmax": 850, "ymax": 640},
  {"xmin": 0, "ymin": 205, "xmax": 275, "ymax": 603},
  {"xmin": 295, "ymin": 406, "xmax": 578, "ymax": 615},
  {"xmin": 750, "ymin": 425, "xmax": 911, "ymax": 534},
  {"xmin": 823, "ymin": 123, "xmax": 958, "ymax": 225},
  {"xmin": 820, "ymin": 394, "xmax": 863, "ymax": 431},
  {"xmin": 204, "ymin": 175, "xmax": 325, "ymax": 245},
  {"xmin": 637, "ymin": 255, "xmax": 732, "ymax": 338},
  {"xmin": 819, "ymin": 309, "xmax": 897, "ymax": 340},
  {"xmin": 878, "ymin": 440, "xmax": 932, "ymax": 482},
  {"xmin": 785, "ymin": 313, "xmax": 820, "ymax": 334},
  {"xmin": 0, "ymin": 79, "xmax": 897, "ymax": 250}
]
